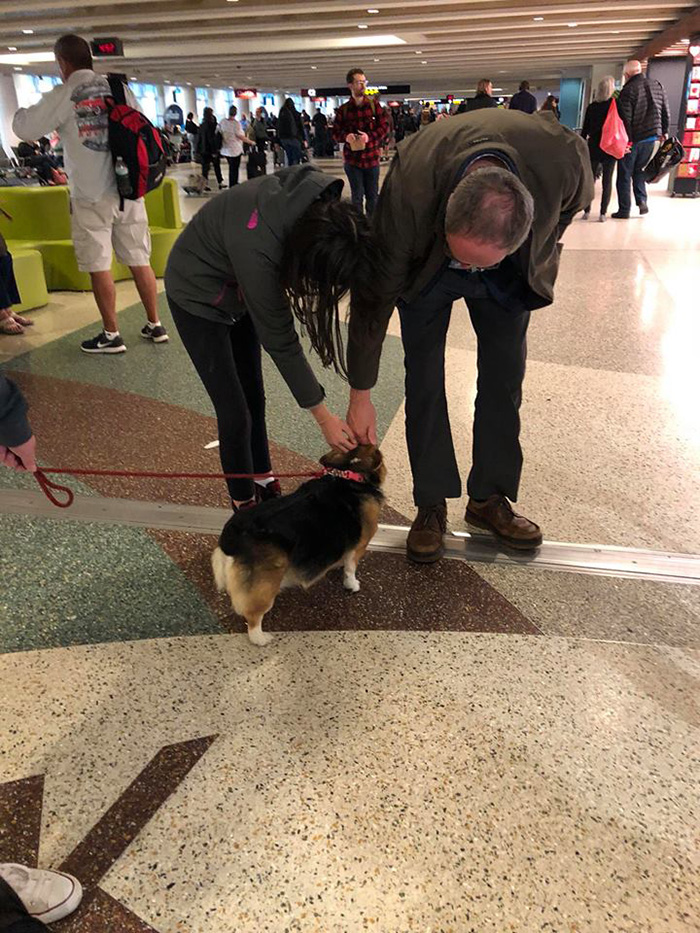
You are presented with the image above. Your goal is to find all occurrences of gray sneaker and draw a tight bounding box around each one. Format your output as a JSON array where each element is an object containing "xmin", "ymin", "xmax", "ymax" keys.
[{"xmin": 141, "ymin": 323, "xmax": 169, "ymax": 343}]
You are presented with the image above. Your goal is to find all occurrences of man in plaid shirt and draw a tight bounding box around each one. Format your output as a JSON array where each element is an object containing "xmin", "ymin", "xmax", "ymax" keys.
[{"xmin": 332, "ymin": 68, "xmax": 389, "ymax": 215}]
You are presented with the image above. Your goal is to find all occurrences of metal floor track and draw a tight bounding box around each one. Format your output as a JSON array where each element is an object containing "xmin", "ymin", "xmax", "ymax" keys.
[{"xmin": 2, "ymin": 489, "xmax": 699, "ymax": 586}]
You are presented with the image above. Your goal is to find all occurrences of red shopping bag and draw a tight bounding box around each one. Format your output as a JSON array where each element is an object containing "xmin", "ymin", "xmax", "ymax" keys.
[{"xmin": 600, "ymin": 98, "xmax": 629, "ymax": 159}]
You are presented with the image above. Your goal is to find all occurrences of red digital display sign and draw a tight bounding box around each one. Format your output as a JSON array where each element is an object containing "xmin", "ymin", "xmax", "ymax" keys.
[{"xmin": 91, "ymin": 37, "xmax": 124, "ymax": 57}]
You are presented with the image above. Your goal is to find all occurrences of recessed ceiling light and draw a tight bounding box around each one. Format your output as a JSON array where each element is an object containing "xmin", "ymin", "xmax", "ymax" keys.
[
  {"xmin": 358, "ymin": 24, "xmax": 368, "ymax": 29},
  {"xmin": 415, "ymin": 50, "xmax": 422, "ymax": 54},
  {"xmin": 367, "ymin": 8, "xmax": 379, "ymax": 12},
  {"xmin": 567, "ymin": 22, "xmax": 578, "ymax": 27},
  {"xmin": 533, "ymin": 16, "xmax": 544, "ymax": 22},
  {"xmin": 421, "ymin": 61, "xmax": 427, "ymax": 64},
  {"xmin": 373, "ymin": 58, "xmax": 380, "ymax": 62},
  {"xmin": 22, "ymin": 29, "xmax": 34, "ymax": 34},
  {"xmin": 311, "ymin": 65, "xmax": 317, "ymax": 69},
  {"xmin": 8, "ymin": 46, "xmax": 17, "ymax": 51},
  {"xmin": 611, "ymin": 30, "xmax": 620, "ymax": 34}
]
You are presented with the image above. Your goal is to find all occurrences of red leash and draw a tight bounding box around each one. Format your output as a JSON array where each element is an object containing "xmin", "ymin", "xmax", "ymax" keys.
[{"xmin": 33, "ymin": 467, "xmax": 325, "ymax": 509}]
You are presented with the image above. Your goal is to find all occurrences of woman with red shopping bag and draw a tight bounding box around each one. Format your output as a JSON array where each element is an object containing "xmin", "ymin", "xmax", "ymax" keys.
[{"xmin": 581, "ymin": 76, "xmax": 626, "ymax": 222}]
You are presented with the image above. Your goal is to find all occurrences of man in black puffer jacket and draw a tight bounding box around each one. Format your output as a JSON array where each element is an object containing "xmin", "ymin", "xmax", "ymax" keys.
[{"xmin": 613, "ymin": 60, "xmax": 670, "ymax": 219}]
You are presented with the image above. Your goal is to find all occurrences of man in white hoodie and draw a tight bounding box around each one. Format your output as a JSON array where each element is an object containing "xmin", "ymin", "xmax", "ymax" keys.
[{"xmin": 13, "ymin": 34, "xmax": 167, "ymax": 354}]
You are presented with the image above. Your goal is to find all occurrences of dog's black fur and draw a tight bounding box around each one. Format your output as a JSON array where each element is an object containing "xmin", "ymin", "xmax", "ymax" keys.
[{"xmin": 218, "ymin": 447, "xmax": 384, "ymax": 585}]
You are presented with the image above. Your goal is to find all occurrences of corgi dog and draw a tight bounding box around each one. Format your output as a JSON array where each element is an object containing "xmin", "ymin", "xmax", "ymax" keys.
[{"xmin": 212, "ymin": 445, "xmax": 386, "ymax": 645}]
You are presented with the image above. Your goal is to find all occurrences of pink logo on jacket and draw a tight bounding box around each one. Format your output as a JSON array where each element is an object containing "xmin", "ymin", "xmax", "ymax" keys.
[{"xmin": 247, "ymin": 209, "xmax": 258, "ymax": 229}]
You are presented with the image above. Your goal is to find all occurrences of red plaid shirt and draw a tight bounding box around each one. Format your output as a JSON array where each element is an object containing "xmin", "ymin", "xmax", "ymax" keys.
[{"xmin": 331, "ymin": 96, "xmax": 389, "ymax": 168}]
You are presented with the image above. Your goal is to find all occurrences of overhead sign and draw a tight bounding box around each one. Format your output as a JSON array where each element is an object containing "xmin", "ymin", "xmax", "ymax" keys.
[
  {"xmin": 235, "ymin": 87, "xmax": 257, "ymax": 99},
  {"xmin": 91, "ymin": 37, "xmax": 124, "ymax": 57},
  {"xmin": 303, "ymin": 84, "xmax": 410, "ymax": 97}
]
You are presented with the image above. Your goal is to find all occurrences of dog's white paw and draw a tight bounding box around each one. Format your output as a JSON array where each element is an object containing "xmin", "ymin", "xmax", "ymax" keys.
[
  {"xmin": 343, "ymin": 575, "xmax": 361, "ymax": 593},
  {"xmin": 248, "ymin": 628, "xmax": 273, "ymax": 647}
]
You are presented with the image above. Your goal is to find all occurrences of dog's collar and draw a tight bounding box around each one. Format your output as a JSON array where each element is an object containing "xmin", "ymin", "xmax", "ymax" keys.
[{"xmin": 323, "ymin": 467, "xmax": 366, "ymax": 483}]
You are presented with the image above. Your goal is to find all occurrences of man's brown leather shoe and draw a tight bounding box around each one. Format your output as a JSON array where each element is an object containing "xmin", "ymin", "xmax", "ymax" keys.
[
  {"xmin": 406, "ymin": 502, "xmax": 447, "ymax": 563},
  {"xmin": 465, "ymin": 495, "xmax": 542, "ymax": 550}
]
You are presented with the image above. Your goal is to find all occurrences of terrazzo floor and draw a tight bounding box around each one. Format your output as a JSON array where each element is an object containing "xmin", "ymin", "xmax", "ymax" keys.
[{"xmin": 1, "ymin": 170, "xmax": 698, "ymax": 932}]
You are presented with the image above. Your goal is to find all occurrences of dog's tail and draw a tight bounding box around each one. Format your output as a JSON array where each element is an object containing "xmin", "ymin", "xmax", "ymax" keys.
[{"xmin": 211, "ymin": 547, "xmax": 232, "ymax": 593}]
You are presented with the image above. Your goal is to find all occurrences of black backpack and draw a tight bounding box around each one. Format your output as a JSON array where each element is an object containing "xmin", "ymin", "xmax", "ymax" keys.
[{"xmin": 106, "ymin": 76, "xmax": 166, "ymax": 202}]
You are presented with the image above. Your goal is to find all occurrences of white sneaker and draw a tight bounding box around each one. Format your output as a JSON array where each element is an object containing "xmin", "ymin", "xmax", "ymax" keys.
[{"xmin": 0, "ymin": 863, "xmax": 83, "ymax": 924}]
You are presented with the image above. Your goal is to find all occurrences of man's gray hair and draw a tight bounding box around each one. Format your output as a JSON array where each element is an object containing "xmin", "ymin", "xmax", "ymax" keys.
[{"xmin": 445, "ymin": 167, "xmax": 534, "ymax": 254}]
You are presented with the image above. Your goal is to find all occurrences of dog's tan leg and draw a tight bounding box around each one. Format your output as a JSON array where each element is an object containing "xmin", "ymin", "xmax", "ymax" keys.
[{"xmin": 228, "ymin": 560, "xmax": 286, "ymax": 647}]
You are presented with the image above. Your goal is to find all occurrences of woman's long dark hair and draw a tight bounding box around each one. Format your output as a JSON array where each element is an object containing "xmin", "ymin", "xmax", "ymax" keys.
[{"xmin": 279, "ymin": 195, "xmax": 381, "ymax": 378}]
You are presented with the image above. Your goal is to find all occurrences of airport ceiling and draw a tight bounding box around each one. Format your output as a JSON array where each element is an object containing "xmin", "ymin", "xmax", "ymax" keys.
[{"xmin": 3, "ymin": 0, "xmax": 698, "ymax": 95}]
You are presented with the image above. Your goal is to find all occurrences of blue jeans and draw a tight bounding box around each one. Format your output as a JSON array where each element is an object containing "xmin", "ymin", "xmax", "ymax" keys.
[
  {"xmin": 344, "ymin": 163, "xmax": 380, "ymax": 215},
  {"xmin": 280, "ymin": 138, "xmax": 302, "ymax": 166},
  {"xmin": 616, "ymin": 138, "xmax": 656, "ymax": 214}
]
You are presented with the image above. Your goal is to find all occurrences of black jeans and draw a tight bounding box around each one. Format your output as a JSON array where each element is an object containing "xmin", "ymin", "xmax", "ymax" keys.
[
  {"xmin": 201, "ymin": 153, "xmax": 223, "ymax": 184},
  {"xmin": 585, "ymin": 147, "xmax": 616, "ymax": 217},
  {"xmin": 398, "ymin": 267, "xmax": 530, "ymax": 507},
  {"xmin": 0, "ymin": 877, "xmax": 46, "ymax": 932},
  {"xmin": 168, "ymin": 299, "xmax": 272, "ymax": 502},
  {"xmin": 225, "ymin": 154, "xmax": 241, "ymax": 187}
]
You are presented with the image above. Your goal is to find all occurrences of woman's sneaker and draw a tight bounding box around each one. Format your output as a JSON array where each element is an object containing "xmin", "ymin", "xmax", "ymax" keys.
[
  {"xmin": 255, "ymin": 479, "xmax": 282, "ymax": 503},
  {"xmin": 0, "ymin": 863, "xmax": 83, "ymax": 924},
  {"xmin": 141, "ymin": 323, "xmax": 169, "ymax": 343},
  {"xmin": 80, "ymin": 331, "xmax": 126, "ymax": 354}
]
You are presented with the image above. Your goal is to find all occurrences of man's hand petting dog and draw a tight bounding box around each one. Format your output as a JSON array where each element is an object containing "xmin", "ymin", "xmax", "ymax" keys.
[{"xmin": 347, "ymin": 388, "xmax": 377, "ymax": 445}]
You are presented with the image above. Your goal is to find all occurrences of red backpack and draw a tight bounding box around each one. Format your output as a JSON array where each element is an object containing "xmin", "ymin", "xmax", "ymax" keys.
[{"xmin": 106, "ymin": 76, "xmax": 166, "ymax": 202}]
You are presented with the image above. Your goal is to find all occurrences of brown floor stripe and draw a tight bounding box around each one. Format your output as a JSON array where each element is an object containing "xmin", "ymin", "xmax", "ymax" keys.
[
  {"xmin": 150, "ymin": 530, "xmax": 540, "ymax": 636},
  {"xmin": 59, "ymin": 736, "xmax": 217, "ymax": 888},
  {"xmin": 53, "ymin": 888, "xmax": 157, "ymax": 933},
  {"xmin": 0, "ymin": 774, "xmax": 44, "ymax": 866}
]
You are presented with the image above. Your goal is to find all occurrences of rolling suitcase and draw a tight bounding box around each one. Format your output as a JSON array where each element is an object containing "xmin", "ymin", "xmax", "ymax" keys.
[{"xmin": 246, "ymin": 150, "xmax": 266, "ymax": 179}]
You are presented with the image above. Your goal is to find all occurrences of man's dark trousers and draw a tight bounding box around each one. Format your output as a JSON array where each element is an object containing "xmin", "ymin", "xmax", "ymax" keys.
[
  {"xmin": 398, "ymin": 266, "xmax": 530, "ymax": 508},
  {"xmin": 616, "ymin": 138, "xmax": 656, "ymax": 214}
]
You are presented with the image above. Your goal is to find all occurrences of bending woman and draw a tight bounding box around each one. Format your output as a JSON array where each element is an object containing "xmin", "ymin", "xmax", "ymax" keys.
[{"xmin": 164, "ymin": 164, "xmax": 377, "ymax": 511}]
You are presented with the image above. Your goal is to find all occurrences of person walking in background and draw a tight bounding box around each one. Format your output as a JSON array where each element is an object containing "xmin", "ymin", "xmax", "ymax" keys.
[
  {"xmin": 185, "ymin": 111, "xmax": 199, "ymax": 160},
  {"xmin": 13, "ymin": 33, "xmax": 167, "ymax": 354},
  {"xmin": 465, "ymin": 79, "xmax": 499, "ymax": 112},
  {"xmin": 508, "ymin": 80, "xmax": 537, "ymax": 114},
  {"xmin": 247, "ymin": 107, "xmax": 270, "ymax": 155},
  {"xmin": 219, "ymin": 105, "xmax": 248, "ymax": 187},
  {"xmin": 277, "ymin": 98, "xmax": 305, "ymax": 167},
  {"xmin": 311, "ymin": 110, "xmax": 329, "ymax": 158},
  {"xmin": 540, "ymin": 95, "xmax": 561, "ymax": 119},
  {"xmin": 197, "ymin": 107, "xmax": 224, "ymax": 191},
  {"xmin": 332, "ymin": 68, "xmax": 389, "ymax": 215},
  {"xmin": 613, "ymin": 59, "xmax": 670, "ymax": 219},
  {"xmin": 581, "ymin": 76, "xmax": 618, "ymax": 222}
]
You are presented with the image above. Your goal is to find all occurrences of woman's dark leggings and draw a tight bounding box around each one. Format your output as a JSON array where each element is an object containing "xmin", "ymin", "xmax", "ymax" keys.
[
  {"xmin": 585, "ymin": 149, "xmax": 616, "ymax": 217},
  {"xmin": 168, "ymin": 299, "xmax": 272, "ymax": 502}
]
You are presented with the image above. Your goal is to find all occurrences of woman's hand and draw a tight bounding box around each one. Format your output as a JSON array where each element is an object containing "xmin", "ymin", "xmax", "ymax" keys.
[
  {"xmin": 310, "ymin": 403, "xmax": 357, "ymax": 452},
  {"xmin": 319, "ymin": 414, "xmax": 357, "ymax": 452}
]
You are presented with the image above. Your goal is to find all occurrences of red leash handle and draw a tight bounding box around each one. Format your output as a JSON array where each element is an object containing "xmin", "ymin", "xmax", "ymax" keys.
[
  {"xmin": 34, "ymin": 469, "xmax": 75, "ymax": 508},
  {"xmin": 33, "ymin": 467, "xmax": 326, "ymax": 509}
]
